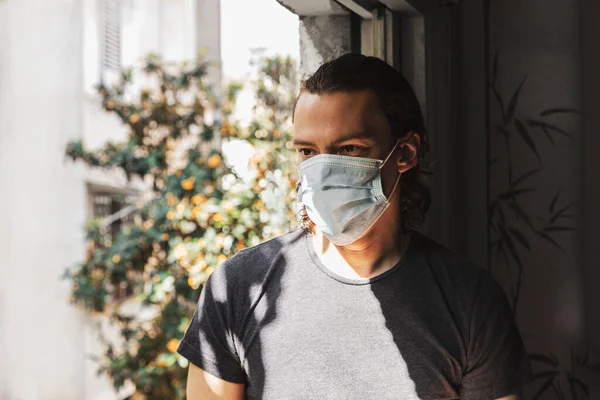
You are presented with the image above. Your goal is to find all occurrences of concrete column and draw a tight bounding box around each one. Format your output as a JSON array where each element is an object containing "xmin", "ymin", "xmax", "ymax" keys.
[
  {"xmin": 0, "ymin": 0, "xmax": 87, "ymax": 398},
  {"xmin": 299, "ymin": 14, "xmax": 352, "ymax": 78}
]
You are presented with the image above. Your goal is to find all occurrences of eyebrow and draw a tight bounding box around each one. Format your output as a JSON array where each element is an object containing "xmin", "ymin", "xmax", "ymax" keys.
[{"xmin": 293, "ymin": 132, "xmax": 374, "ymax": 147}]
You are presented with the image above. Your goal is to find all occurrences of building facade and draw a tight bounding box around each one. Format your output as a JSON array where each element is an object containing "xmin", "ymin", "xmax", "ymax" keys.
[
  {"xmin": 276, "ymin": 0, "xmax": 600, "ymax": 398},
  {"xmin": 0, "ymin": 0, "xmax": 220, "ymax": 399}
]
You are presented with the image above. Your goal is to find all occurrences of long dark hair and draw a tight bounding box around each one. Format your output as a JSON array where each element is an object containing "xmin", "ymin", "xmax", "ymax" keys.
[{"xmin": 294, "ymin": 53, "xmax": 431, "ymax": 232}]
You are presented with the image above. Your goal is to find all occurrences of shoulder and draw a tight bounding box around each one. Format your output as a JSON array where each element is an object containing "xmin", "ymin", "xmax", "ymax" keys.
[
  {"xmin": 232, "ymin": 228, "xmax": 306, "ymax": 264},
  {"xmin": 413, "ymin": 232, "xmax": 486, "ymax": 288},
  {"xmin": 222, "ymin": 228, "xmax": 305, "ymax": 272},
  {"xmin": 411, "ymin": 232, "xmax": 504, "ymax": 317},
  {"xmin": 208, "ymin": 228, "xmax": 306, "ymax": 291}
]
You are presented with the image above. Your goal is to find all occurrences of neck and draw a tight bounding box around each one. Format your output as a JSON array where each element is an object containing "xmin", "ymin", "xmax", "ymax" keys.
[{"xmin": 313, "ymin": 212, "xmax": 410, "ymax": 280}]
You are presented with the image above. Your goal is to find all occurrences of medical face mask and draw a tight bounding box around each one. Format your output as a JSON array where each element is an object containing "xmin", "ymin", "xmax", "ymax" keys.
[{"xmin": 297, "ymin": 141, "xmax": 402, "ymax": 246}]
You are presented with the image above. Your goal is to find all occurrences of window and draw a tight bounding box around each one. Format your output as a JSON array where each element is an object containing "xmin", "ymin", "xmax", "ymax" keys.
[
  {"xmin": 99, "ymin": 0, "xmax": 122, "ymax": 84},
  {"xmin": 349, "ymin": 2, "xmax": 425, "ymax": 113},
  {"xmin": 90, "ymin": 189, "xmax": 135, "ymax": 244}
]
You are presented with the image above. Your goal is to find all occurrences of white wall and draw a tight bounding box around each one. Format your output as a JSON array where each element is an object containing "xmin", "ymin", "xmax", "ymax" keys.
[
  {"xmin": 0, "ymin": 0, "xmax": 221, "ymax": 398},
  {"xmin": 0, "ymin": 0, "xmax": 88, "ymax": 398},
  {"xmin": 0, "ymin": 0, "xmax": 10, "ymax": 397}
]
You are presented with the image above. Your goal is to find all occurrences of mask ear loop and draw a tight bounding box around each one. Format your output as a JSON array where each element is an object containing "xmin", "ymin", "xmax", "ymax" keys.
[
  {"xmin": 379, "ymin": 131, "xmax": 415, "ymax": 167},
  {"xmin": 378, "ymin": 137, "xmax": 407, "ymax": 202},
  {"xmin": 384, "ymin": 169, "xmax": 402, "ymax": 203},
  {"xmin": 379, "ymin": 139, "xmax": 403, "ymax": 168}
]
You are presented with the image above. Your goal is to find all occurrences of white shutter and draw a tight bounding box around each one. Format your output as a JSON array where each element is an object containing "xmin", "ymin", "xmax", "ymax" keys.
[{"xmin": 100, "ymin": 0, "xmax": 122, "ymax": 83}]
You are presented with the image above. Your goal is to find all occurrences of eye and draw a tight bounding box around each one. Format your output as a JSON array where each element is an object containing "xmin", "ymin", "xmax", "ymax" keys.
[
  {"xmin": 298, "ymin": 148, "xmax": 316, "ymax": 157},
  {"xmin": 339, "ymin": 145, "xmax": 365, "ymax": 156}
]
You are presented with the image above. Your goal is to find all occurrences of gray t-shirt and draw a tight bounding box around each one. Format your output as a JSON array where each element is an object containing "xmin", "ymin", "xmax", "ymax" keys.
[{"xmin": 178, "ymin": 229, "xmax": 532, "ymax": 399}]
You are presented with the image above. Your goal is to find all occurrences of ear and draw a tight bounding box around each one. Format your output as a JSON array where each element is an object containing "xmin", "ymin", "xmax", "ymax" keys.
[{"xmin": 397, "ymin": 132, "xmax": 420, "ymax": 174}]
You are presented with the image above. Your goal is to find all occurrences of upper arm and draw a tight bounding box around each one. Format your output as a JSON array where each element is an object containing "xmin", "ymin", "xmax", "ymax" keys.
[
  {"xmin": 177, "ymin": 262, "xmax": 247, "ymax": 390},
  {"xmin": 460, "ymin": 272, "xmax": 533, "ymax": 399},
  {"xmin": 187, "ymin": 363, "xmax": 245, "ymax": 400}
]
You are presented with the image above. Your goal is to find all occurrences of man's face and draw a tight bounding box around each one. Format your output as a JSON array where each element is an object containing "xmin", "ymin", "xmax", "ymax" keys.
[
  {"xmin": 293, "ymin": 90, "xmax": 402, "ymax": 198},
  {"xmin": 292, "ymin": 90, "xmax": 394, "ymax": 163}
]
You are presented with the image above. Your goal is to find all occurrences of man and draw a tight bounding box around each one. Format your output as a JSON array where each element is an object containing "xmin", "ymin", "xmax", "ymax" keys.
[{"xmin": 178, "ymin": 54, "xmax": 533, "ymax": 399}]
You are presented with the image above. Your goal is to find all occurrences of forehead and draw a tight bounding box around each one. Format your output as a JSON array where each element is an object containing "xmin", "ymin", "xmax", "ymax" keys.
[{"xmin": 293, "ymin": 90, "xmax": 390, "ymax": 143}]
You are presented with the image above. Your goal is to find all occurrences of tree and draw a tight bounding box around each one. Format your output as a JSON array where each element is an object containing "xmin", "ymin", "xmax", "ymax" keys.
[{"xmin": 64, "ymin": 54, "xmax": 298, "ymax": 399}]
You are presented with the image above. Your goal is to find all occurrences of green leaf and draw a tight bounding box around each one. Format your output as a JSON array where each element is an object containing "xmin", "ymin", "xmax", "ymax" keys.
[
  {"xmin": 540, "ymin": 108, "xmax": 583, "ymax": 116},
  {"xmin": 492, "ymin": 53, "xmax": 498, "ymax": 86},
  {"xmin": 201, "ymin": 126, "xmax": 214, "ymax": 141},
  {"xmin": 497, "ymin": 201, "xmax": 507, "ymax": 225},
  {"xmin": 538, "ymin": 123, "xmax": 555, "ymax": 147},
  {"xmin": 568, "ymin": 377, "xmax": 589, "ymax": 399},
  {"xmin": 499, "ymin": 188, "xmax": 536, "ymax": 200},
  {"xmin": 511, "ymin": 169, "xmax": 541, "ymax": 189},
  {"xmin": 508, "ymin": 228, "xmax": 531, "ymax": 250},
  {"xmin": 530, "ymin": 353, "xmax": 560, "ymax": 368},
  {"xmin": 536, "ymin": 231, "xmax": 565, "ymax": 252},
  {"xmin": 494, "ymin": 124, "xmax": 510, "ymax": 138},
  {"xmin": 507, "ymin": 201, "xmax": 536, "ymax": 232},
  {"xmin": 533, "ymin": 377, "xmax": 556, "ymax": 400},
  {"xmin": 489, "ymin": 84, "xmax": 506, "ymax": 123},
  {"xmin": 550, "ymin": 203, "xmax": 574, "ymax": 224},
  {"xmin": 549, "ymin": 190, "xmax": 560, "ymax": 213},
  {"xmin": 505, "ymin": 75, "xmax": 527, "ymax": 125},
  {"xmin": 514, "ymin": 118, "xmax": 542, "ymax": 164},
  {"xmin": 543, "ymin": 226, "xmax": 578, "ymax": 232},
  {"xmin": 492, "ymin": 241, "xmax": 508, "ymax": 275},
  {"xmin": 528, "ymin": 119, "xmax": 573, "ymax": 140},
  {"xmin": 586, "ymin": 361, "xmax": 600, "ymax": 374},
  {"xmin": 534, "ymin": 370, "xmax": 561, "ymax": 379},
  {"xmin": 500, "ymin": 225, "xmax": 524, "ymax": 274}
]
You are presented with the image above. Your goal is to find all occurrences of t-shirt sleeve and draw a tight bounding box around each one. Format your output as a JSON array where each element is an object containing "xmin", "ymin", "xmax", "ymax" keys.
[
  {"xmin": 460, "ymin": 271, "xmax": 533, "ymax": 399},
  {"xmin": 177, "ymin": 262, "xmax": 246, "ymax": 384}
]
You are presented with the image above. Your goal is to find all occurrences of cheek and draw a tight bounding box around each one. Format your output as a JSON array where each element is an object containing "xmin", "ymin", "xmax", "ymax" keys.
[{"xmin": 367, "ymin": 146, "xmax": 384, "ymax": 159}]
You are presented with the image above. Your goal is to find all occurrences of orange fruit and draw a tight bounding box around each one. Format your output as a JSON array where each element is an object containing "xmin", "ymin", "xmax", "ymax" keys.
[
  {"xmin": 166, "ymin": 339, "xmax": 179, "ymax": 353},
  {"xmin": 188, "ymin": 275, "xmax": 201, "ymax": 289},
  {"xmin": 196, "ymin": 259, "xmax": 207, "ymax": 271},
  {"xmin": 181, "ymin": 177, "xmax": 195, "ymax": 191},
  {"xmin": 129, "ymin": 113, "xmax": 140, "ymax": 124},
  {"xmin": 192, "ymin": 194, "xmax": 206, "ymax": 204},
  {"xmin": 207, "ymin": 154, "xmax": 222, "ymax": 168}
]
